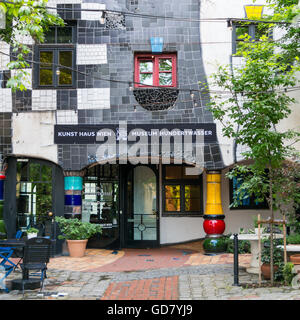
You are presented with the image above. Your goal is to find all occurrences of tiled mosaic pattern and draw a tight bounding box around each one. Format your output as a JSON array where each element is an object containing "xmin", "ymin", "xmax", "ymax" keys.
[
  {"xmin": 0, "ymin": 0, "xmax": 225, "ymax": 173},
  {"xmin": 76, "ymin": 44, "xmax": 107, "ymax": 65},
  {"xmin": 0, "ymin": 89, "xmax": 12, "ymax": 112},
  {"xmin": 77, "ymin": 88, "xmax": 110, "ymax": 109}
]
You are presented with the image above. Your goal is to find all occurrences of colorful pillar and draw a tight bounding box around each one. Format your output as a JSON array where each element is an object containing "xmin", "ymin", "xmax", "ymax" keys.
[
  {"xmin": 0, "ymin": 172, "xmax": 7, "ymax": 236},
  {"xmin": 202, "ymin": 170, "xmax": 226, "ymax": 255},
  {"xmin": 64, "ymin": 172, "xmax": 83, "ymax": 219}
]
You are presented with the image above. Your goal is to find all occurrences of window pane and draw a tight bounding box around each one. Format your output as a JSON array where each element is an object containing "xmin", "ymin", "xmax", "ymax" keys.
[
  {"xmin": 29, "ymin": 163, "xmax": 41, "ymax": 182},
  {"xmin": 44, "ymin": 28, "xmax": 55, "ymax": 43},
  {"xmin": 40, "ymin": 51, "xmax": 53, "ymax": 67},
  {"xmin": 59, "ymin": 51, "xmax": 73, "ymax": 85},
  {"xmin": 17, "ymin": 161, "xmax": 29, "ymax": 182},
  {"xmin": 41, "ymin": 165, "xmax": 52, "ymax": 181},
  {"xmin": 165, "ymin": 166, "xmax": 182, "ymax": 180},
  {"xmin": 159, "ymin": 72, "xmax": 172, "ymax": 86},
  {"xmin": 57, "ymin": 27, "xmax": 73, "ymax": 43},
  {"xmin": 165, "ymin": 198, "xmax": 180, "ymax": 211},
  {"xmin": 140, "ymin": 73, "xmax": 153, "ymax": 85},
  {"xmin": 139, "ymin": 61, "xmax": 153, "ymax": 72},
  {"xmin": 59, "ymin": 51, "xmax": 72, "ymax": 68},
  {"xmin": 255, "ymin": 24, "xmax": 270, "ymax": 40},
  {"xmin": 165, "ymin": 185, "xmax": 180, "ymax": 198},
  {"xmin": 185, "ymin": 198, "xmax": 201, "ymax": 211},
  {"xmin": 40, "ymin": 69, "xmax": 53, "ymax": 86},
  {"xmin": 165, "ymin": 184, "xmax": 181, "ymax": 211},
  {"xmin": 236, "ymin": 26, "xmax": 249, "ymax": 39},
  {"xmin": 185, "ymin": 185, "xmax": 200, "ymax": 198},
  {"xmin": 159, "ymin": 58, "xmax": 172, "ymax": 71},
  {"xmin": 59, "ymin": 69, "xmax": 72, "ymax": 85}
]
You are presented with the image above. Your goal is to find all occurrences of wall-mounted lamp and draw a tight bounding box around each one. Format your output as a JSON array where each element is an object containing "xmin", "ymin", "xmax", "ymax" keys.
[
  {"xmin": 244, "ymin": 5, "xmax": 264, "ymax": 19},
  {"xmin": 100, "ymin": 11, "xmax": 106, "ymax": 24}
]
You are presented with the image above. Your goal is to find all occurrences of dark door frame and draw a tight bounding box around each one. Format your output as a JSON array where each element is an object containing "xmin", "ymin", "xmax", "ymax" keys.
[
  {"xmin": 120, "ymin": 164, "xmax": 160, "ymax": 248},
  {"xmin": 3, "ymin": 156, "xmax": 64, "ymax": 253}
]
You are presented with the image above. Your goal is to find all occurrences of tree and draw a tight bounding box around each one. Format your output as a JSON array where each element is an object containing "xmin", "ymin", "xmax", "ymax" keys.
[
  {"xmin": 208, "ymin": 2, "xmax": 300, "ymax": 285},
  {"xmin": 0, "ymin": 0, "xmax": 64, "ymax": 91}
]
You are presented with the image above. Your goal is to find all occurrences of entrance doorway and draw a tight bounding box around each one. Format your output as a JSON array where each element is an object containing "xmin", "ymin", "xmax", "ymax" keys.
[{"xmin": 124, "ymin": 165, "xmax": 159, "ymax": 248}]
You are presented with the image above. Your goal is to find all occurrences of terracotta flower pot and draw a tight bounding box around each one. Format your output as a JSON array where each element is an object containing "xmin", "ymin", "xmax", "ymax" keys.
[
  {"xmin": 66, "ymin": 239, "xmax": 88, "ymax": 258},
  {"xmin": 290, "ymin": 254, "xmax": 300, "ymax": 265},
  {"xmin": 261, "ymin": 263, "xmax": 279, "ymax": 280}
]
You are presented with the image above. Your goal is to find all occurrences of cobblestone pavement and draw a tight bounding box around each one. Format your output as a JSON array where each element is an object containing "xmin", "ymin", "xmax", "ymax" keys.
[{"xmin": 0, "ymin": 247, "xmax": 299, "ymax": 300}]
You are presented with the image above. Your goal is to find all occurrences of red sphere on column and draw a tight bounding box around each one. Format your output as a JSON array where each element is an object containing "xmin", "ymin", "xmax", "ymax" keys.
[{"xmin": 203, "ymin": 219, "xmax": 225, "ymax": 235}]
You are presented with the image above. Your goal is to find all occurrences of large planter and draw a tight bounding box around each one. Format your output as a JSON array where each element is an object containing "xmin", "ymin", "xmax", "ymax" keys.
[
  {"xmin": 290, "ymin": 254, "xmax": 300, "ymax": 265},
  {"xmin": 261, "ymin": 263, "xmax": 279, "ymax": 280},
  {"xmin": 202, "ymin": 237, "xmax": 227, "ymax": 255},
  {"xmin": 67, "ymin": 239, "xmax": 88, "ymax": 257},
  {"xmin": 27, "ymin": 233, "xmax": 37, "ymax": 239}
]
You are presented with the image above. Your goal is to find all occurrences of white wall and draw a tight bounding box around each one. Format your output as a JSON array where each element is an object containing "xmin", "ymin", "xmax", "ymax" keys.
[
  {"xmin": 159, "ymin": 167, "xmax": 282, "ymax": 245},
  {"xmin": 12, "ymin": 112, "xmax": 58, "ymax": 164}
]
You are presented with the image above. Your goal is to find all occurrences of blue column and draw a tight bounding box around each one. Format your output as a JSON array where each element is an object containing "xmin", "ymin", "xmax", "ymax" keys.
[{"xmin": 64, "ymin": 176, "xmax": 83, "ymax": 219}]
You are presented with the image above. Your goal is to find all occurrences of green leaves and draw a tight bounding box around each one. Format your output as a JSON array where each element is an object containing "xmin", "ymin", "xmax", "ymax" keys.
[
  {"xmin": 55, "ymin": 217, "xmax": 102, "ymax": 240},
  {"xmin": 0, "ymin": 0, "xmax": 64, "ymax": 91}
]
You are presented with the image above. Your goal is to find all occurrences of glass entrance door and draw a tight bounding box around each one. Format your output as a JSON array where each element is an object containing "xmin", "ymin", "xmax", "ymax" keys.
[{"xmin": 125, "ymin": 166, "xmax": 159, "ymax": 247}]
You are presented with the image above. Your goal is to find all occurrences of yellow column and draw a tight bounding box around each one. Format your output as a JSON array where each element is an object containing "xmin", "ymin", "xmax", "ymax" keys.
[{"xmin": 205, "ymin": 171, "xmax": 224, "ymax": 216}]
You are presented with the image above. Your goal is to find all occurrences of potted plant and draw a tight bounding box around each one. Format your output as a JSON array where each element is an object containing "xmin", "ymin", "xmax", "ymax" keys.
[
  {"xmin": 27, "ymin": 227, "xmax": 39, "ymax": 239},
  {"xmin": 286, "ymin": 233, "xmax": 300, "ymax": 264},
  {"xmin": 261, "ymin": 239, "xmax": 284, "ymax": 280},
  {"xmin": 55, "ymin": 217, "xmax": 102, "ymax": 257}
]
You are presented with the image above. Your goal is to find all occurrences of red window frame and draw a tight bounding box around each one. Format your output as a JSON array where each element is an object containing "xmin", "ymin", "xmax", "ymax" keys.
[{"xmin": 134, "ymin": 53, "xmax": 177, "ymax": 88}]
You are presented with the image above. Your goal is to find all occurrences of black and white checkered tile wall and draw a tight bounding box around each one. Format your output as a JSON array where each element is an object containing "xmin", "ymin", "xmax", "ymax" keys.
[{"xmin": 0, "ymin": 0, "xmax": 225, "ymax": 171}]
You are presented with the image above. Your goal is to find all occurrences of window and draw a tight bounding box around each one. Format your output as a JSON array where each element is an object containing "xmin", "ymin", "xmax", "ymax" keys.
[
  {"xmin": 35, "ymin": 22, "xmax": 76, "ymax": 88},
  {"xmin": 163, "ymin": 165, "xmax": 203, "ymax": 216},
  {"xmin": 229, "ymin": 175, "xmax": 269, "ymax": 210},
  {"xmin": 134, "ymin": 53, "xmax": 177, "ymax": 88},
  {"xmin": 16, "ymin": 160, "xmax": 53, "ymax": 232},
  {"xmin": 232, "ymin": 23, "xmax": 272, "ymax": 54}
]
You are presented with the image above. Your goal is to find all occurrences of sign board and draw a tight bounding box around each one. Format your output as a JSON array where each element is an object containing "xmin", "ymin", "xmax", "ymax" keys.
[{"xmin": 54, "ymin": 123, "xmax": 217, "ymax": 144}]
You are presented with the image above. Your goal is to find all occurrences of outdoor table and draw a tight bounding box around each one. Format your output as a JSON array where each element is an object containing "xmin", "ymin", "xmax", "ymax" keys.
[{"xmin": 230, "ymin": 233, "xmax": 283, "ymax": 274}]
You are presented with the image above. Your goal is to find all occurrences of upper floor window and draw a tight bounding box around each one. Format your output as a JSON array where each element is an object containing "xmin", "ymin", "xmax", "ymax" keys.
[
  {"xmin": 134, "ymin": 53, "xmax": 177, "ymax": 88},
  {"xmin": 232, "ymin": 23, "xmax": 272, "ymax": 55},
  {"xmin": 35, "ymin": 22, "xmax": 76, "ymax": 88}
]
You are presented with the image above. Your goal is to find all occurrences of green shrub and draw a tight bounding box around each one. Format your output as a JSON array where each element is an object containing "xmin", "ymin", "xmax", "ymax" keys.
[
  {"xmin": 55, "ymin": 217, "xmax": 102, "ymax": 240},
  {"xmin": 223, "ymin": 234, "xmax": 251, "ymax": 254},
  {"xmin": 27, "ymin": 227, "xmax": 39, "ymax": 234},
  {"xmin": 283, "ymin": 262, "xmax": 295, "ymax": 285},
  {"xmin": 287, "ymin": 233, "xmax": 300, "ymax": 244}
]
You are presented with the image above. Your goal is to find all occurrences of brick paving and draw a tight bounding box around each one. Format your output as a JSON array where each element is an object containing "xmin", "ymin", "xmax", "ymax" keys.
[{"xmin": 101, "ymin": 276, "xmax": 178, "ymax": 300}]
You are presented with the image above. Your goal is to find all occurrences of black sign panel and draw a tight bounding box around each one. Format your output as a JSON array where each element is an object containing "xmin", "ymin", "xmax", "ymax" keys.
[{"xmin": 54, "ymin": 123, "xmax": 217, "ymax": 144}]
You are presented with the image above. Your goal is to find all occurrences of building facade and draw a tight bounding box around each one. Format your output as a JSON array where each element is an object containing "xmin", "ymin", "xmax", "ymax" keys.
[{"xmin": 0, "ymin": 0, "xmax": 297, "ymax": 254}]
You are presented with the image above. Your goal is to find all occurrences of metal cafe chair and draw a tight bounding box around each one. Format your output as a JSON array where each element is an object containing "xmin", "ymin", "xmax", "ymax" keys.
[
  {"xmin": 0, "ymin": 230, "xmax": 23, "ymax": 269},
  {"xmin": 20, "ymin": 237, "xmax": 52, "ymax": 296},
  {"xmin": 0, "ymin": 230, "xmax": 23, "ymax": 292}
]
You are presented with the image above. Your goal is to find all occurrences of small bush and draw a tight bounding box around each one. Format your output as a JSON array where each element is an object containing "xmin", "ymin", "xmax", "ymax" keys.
[
  {"xmin": 283, "ymin": 262, "xmax": 295, "ymax": 285},
  {"xmin": 287, "ymin": 233, "xmax": 300, "ymax": 244},
  {"xmin": 223, "ymin": 234, "xmax": 251, "ymax": 254}
]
